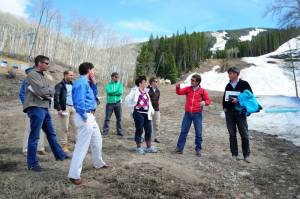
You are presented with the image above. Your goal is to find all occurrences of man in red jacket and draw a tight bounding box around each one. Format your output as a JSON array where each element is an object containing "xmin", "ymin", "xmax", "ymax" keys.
[{"xmin": 175, "ymin": 74, "xmax": 211, "ymax": 156}]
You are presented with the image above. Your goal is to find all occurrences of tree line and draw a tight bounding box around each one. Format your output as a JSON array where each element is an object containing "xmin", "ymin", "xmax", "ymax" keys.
[
  {"xmin": 218, "ymin": 27, "xmax": 300, "ymax": 58},
  {"xmin": 136, "ymin": 32, "xmax": 214, "ymax": 83},
  {"xmin": 136, "ymin": 27, "xmax": 300, "ymax": 83}
]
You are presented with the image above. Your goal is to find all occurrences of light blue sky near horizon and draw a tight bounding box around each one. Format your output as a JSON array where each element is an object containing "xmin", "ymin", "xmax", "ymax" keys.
[{"xmin": 2, "ymin": 0, "xmax": 278, "ymax": 42}]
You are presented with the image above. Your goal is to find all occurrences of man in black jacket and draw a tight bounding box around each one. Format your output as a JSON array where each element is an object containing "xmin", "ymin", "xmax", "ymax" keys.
[
  {"xmin": 54, "ymin": 70, "xmax": 76, "ymax": 153},
  {"xmin": 223, "ymin": 67, "xmax": 252, "ymax": 163},
  {"xmin": 147, "ymin": 77, "xmax": 161, "ymax": 143}
]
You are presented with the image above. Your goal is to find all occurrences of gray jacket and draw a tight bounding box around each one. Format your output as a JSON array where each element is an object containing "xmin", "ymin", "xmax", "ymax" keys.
[{"xmin": 23, "ymin": 68, "xmax": 54, "ymax": 112}]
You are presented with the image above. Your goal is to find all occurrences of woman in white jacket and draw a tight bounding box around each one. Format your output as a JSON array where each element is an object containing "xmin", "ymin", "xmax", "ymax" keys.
[{"xmin": 125, "ymin": 76, "xmax": 157, "ymax": 155}]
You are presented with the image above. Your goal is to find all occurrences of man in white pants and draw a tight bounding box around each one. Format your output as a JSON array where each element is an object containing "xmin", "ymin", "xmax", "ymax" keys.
[{"xmin": 68, "ymin": 62, "xmax": 110, "ymax": 185}]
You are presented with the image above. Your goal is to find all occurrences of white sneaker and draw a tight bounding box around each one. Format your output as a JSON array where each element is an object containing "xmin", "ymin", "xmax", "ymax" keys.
[
  {"xmin": 244, "ymin": 156, "xmax": 251, "ymax": 163},
  {"xmin": 136, "ymin": 147, "xmax": 145, "ymax": 155},
  {"xmin": 232, "ymin": 156, "xmax": 237, "ymax": 161},
  {"xmin": 145, "ymin": 146, "xmax": 158, "ymax": 153}
]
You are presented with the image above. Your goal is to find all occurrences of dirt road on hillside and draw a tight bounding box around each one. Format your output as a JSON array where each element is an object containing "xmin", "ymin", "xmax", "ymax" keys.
[{"xmin": 0, "ymin": 85, "xmax": 299, "ymax": 198}]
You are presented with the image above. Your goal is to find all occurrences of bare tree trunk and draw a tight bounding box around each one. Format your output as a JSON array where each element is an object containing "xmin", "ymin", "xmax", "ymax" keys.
[{"xmin": 29, "ymin": 5, "xmax": 45, "ymax": 60}]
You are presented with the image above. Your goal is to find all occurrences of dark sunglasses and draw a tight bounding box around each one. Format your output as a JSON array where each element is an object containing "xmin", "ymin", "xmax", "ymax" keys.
[
  {"xmin": 113, "ymin": 76, "xmax": 119, "ymax": 78},
  {"xmin": 42, "ymin": 61, "xmax": 49, "ymax": 65}
]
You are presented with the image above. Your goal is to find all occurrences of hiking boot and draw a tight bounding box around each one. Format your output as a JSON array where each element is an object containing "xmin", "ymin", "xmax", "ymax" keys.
[
  {"xmin": 154, "ymin": 138, "xmax": 160, "ymax": 143},
  {"xmin": 136, "ymin": 147, "xmax": 145, "ymax": 155},
  {"xmin": 145, "ymin": 146, "xmax": 158, "ymax": 153},
  {"xmin": 117, "ymin": 132, "xmax": 124, "ymax": 137},
  {"xmin": 102, "ymin": 131, "xmax": 109, "ymax": 137},
  {"xmin": 69, "ymin": 178, "xmax": 82, "ymax": 185},
  {"xmin": 28, "ymin": 165, "xmax": 42, "ymax": 172},
  {"xmin": 175, "ymin": 149, "xmax": 183, "ymax": 154},
  {"xmin": 244, "ymin": 156, "xmax": 251, "ymax": 163},
  {"xmin": 196, "ymin": 150, "xmax": 201, "ymax": 157},
  {"xmin": 37, "ymin": 150, "xmax": 48, "ymax": 155}
]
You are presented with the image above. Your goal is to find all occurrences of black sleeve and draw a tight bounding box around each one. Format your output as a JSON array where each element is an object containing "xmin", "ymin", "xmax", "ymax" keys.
[
  {"xmin": 54, "ymin": 83, "xmax": 62, "ymax": 111},
  {"xmin": 244, "ymin": 81, "xmax": 253, "ymax": 93},
  {"xmin": 222, "ymin": 91, "xmax": 226, "ymax": 109}
]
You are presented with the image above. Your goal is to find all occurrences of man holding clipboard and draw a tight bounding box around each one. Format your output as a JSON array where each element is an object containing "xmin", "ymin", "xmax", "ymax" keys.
[{"xmin": 222, "ymin": 67, "xmax": 253, "ymax": 163}]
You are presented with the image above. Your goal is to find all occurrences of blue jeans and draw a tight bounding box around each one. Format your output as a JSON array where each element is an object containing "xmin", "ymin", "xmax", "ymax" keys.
[
  {"xmin": 176, "ymin": 112, "xmax": 203, "ymax": 152},
  {"xmin": 133, "ymin": 110, "xmax": 152, "ymax": 143},
  {"xmin": 26, "ymin": 107, "xmax": 66, "ymax": 168}
]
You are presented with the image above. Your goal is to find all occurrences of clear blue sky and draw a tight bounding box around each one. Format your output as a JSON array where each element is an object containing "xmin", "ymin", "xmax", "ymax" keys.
[{"xmin": 1, "ymin": 0, "xmax": 278, "ymax": 42}]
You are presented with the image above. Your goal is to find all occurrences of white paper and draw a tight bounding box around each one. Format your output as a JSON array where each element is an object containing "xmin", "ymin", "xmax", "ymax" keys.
[
  {"xmin": 61, "ymin": 112, "xmax": 69, "ymax": 116},
  {"xmin": 28, "ymin": 85, "xmax": 43, "ymax": 100},
  {"xmin": 225, "ymin": 91, "xmax": 241, "ymax": 101}
]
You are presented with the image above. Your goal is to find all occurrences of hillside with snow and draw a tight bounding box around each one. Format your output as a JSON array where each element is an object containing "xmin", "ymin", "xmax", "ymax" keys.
[
  {"xmin": 210, "ymin": 31, "xmax": 228, "ymax": 52},
  {"xmin": 239, "ymin": 28, "xmax": 266, "ymax": 41},
  {"xmin": 201, "ymin": 36, "xmax": 300, "ymax": 96},
  {"xmin": 209, "ymin": 28, "xmax": 268, "ymax": 53}
]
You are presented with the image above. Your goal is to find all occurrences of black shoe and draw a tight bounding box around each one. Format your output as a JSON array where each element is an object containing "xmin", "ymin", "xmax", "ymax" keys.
[
  {"xmin": 56, "ymin": 152, "xmax": 72, "ymax": 161},
  {"xmin": 102, "ymin": 132, "xmax": 109, "ymax": 137},
  {"xmin": 175, "ymin": 149, "xmax": 183, "ymax": 154},
  {"xmin": 154, "ymin": 138, "xmax": 160, "ymax": 143},
  {"xmin": 117, "ymin": 132, "xmax": 124, "ymax": 136},
  {"xmin": 196, "ymin": 150, "xmax": 201, "ymax": 157},
  {"xmin": 28, "ymin": 165, "xmax": 42, "ymax": 172}
]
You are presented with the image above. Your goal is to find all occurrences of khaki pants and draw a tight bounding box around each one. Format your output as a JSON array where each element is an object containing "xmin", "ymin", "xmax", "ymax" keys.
[
  {"xmin": 152, "ymin": 111, "xmax": 160, "ymax": 139},
  {"xmin": 57, "ymin": 106, "xmax": 76, "ymax": 145},
  {"xmin": 23, "ymin": 116, "xmax": 45, "ymax": 153}
]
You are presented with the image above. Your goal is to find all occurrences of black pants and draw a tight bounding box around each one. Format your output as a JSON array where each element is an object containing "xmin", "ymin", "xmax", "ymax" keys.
[
  {"xmin": 225, "ymin": 110, "xmax": 250, "ymax": 157},
  {"xmin": 103, "ymin": 102, "xmax": 122, "ymax": 134}
]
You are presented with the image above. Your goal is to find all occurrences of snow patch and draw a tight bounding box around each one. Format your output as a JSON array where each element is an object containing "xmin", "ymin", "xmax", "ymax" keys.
[
  {"xmin": 239, "ymin": 28, "xmax": 266, "ymax": 42},
  {"xmin": 264, "ymin": 36, "xmax": 300, "ymax": 57},
  {"xmin": 210, "ymin": 31, "xmax": 228, "ymax": 52}
]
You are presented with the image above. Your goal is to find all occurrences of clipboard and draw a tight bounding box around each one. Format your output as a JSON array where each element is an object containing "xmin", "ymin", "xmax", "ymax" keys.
[{"xmin": 225, "ymin": 91, "xmax": 240, "ymax": 102}]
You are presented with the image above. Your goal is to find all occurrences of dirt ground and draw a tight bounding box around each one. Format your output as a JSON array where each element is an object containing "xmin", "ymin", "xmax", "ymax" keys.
[{"xmin": 0, "ymin": 85, "xmax": 299, "ymax": 199}]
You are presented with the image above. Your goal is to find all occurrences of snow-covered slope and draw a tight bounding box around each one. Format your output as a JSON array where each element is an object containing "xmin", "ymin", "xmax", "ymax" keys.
[
  {"xmin": 210, "ymin": 31, "xmax": 228, "ymax": 52},
  {"xmin": 239, "ymin": 28, "xmax": 266, "ymax": 41},
  {"xmin": 265, "ymin": 36, "xmax": 300, "ymax": 58},
  {"xmin": 210, "ymin": 28, "xmax": 266, "ymax": 53}
]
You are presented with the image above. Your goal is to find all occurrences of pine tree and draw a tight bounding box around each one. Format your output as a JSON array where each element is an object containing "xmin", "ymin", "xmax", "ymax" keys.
[
  {"xmin": 165, "ymin": 53, "xmax": 178, "ymax": 83},
  {"xmin": 135, "ymin": 45, "xmax": 155, "ymax": 77}
]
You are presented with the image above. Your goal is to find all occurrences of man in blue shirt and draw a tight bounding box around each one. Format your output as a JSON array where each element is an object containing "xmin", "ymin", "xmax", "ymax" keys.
[{"xmin": 68, "ymin": 62, "xmax": 109, "ymax": 185}]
